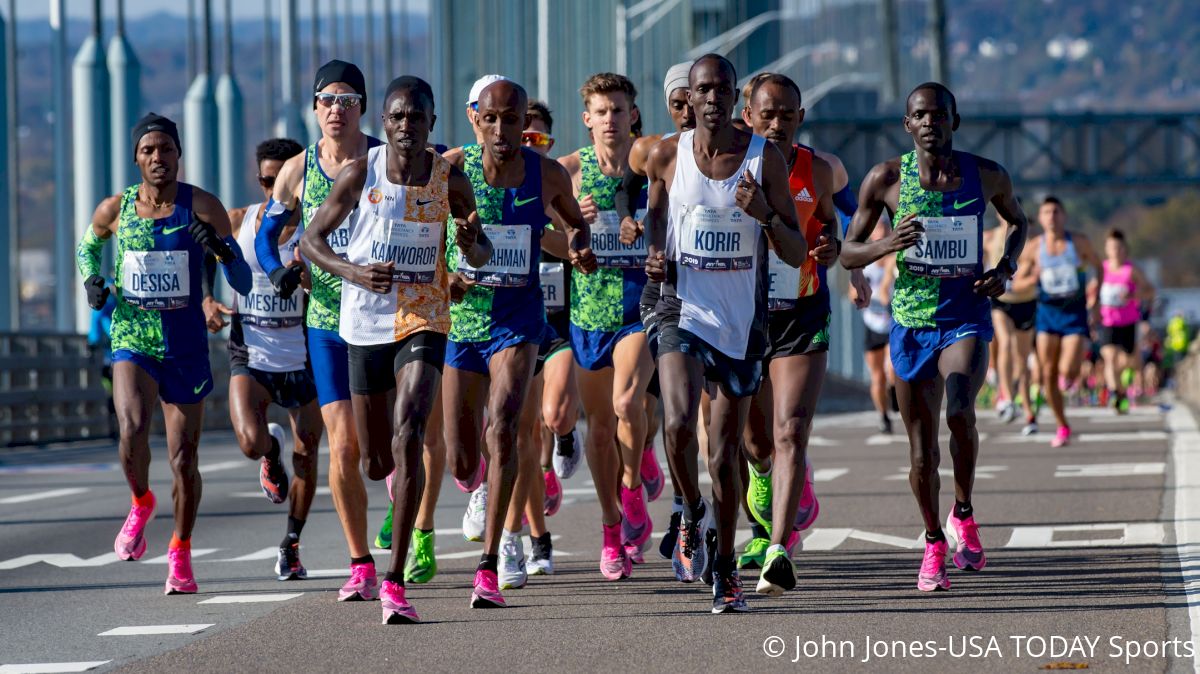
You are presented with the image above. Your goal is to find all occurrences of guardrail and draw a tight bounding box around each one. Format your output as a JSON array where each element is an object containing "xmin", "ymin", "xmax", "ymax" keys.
[{"xmin": 1176, "ymin": 340, "xmax": 1200, "ymax": 410}]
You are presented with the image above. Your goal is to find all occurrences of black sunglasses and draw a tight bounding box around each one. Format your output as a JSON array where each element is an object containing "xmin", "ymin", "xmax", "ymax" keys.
[{"xmin": 258, "ymin": 174, "xmax": 276, "ymax": 189}]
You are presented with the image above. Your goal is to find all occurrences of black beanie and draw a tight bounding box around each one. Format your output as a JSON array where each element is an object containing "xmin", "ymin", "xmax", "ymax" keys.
[
  {"xmin": 131, "ymin": 112, "xmax": 182, "ymax": 157},
  {"xmin": 313, "ymin": 59, "xmax": 367, "ymax": 109}
]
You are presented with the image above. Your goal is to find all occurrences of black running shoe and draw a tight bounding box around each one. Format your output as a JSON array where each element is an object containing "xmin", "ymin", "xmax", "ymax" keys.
[
  {"xmin": 274, "ymin": 542, "xmax": 307, "ymax": 581},
  {"xmin": 658, "ymin": 509, "xmax": 682, "ymax": 560},
  {"xmin": 712, "ymin": 570, "xmax": 749, "ymax": 613}
]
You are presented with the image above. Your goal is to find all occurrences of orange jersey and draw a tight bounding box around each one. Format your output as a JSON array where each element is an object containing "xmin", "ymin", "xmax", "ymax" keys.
[{"xmin": 788, "ymin": 144, "xmax": 823, "ymax": 297}]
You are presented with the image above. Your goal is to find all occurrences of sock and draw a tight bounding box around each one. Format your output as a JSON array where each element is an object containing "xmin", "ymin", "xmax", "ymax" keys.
[
  {"xmin": 418, "ymin": 527, "xmax": 433, "ymax": 535},
  {"xmin": 383, "ymin": 571, "xmax": 404, "ymax": 587},
  {"xmin": 750, "ymin": 461, "xmax": 772, "ymax": 478},
  {"xmin": 533, "ymin": 531, "xmax": 551, "ymax": 547},
  {"xmin": 954, "ymin": 501, "xmax": 973, "ymax": 519},
  {"xmin": 169, "ymin": 533, "xmax": 190, "ymax": 550},
  {"xmin": 266, "ymin": 435, "xmax": 281, "ymax": 462},
  {"xmin": 351, "ymin": 554, "xmax": 375, "ymax": 567},
  {"xmin": 542, "ymin": 464, "xmax": 553, "ymax": 472},
  {"xmin": 477, "ymin": 554, "xmax": 499, "ymax": 573},
  {"xmin": 714, "ymin": 553, "xmax": 736, "ymax": 576},
  {"xmin": 281, "ymin": 532, "xmax": 299, "ymax": 548},
  {"xmin": 132, "ymin": 489, "xmax": 155, "ymax": 508},
  {"xmin": 925, "ymin": 529, "xmax": 946, "ymax": 544},
  {"xmin": 750, "ymin": 522, "xmax": 770, "ymax": 541},
  {"xmin": 672, "ymin": 494, "xmax": 684, "ymax": 507},
  {"xmin": 287, "ymin": 515, "xmax": 306, "ymax": 538},
  {"xmin": 557, "ymin": 432, "xmax": 575, "ymax": 453},
  {"xmin": 685, "ymin": 499, "xmax": 705, "ymax": 524}
]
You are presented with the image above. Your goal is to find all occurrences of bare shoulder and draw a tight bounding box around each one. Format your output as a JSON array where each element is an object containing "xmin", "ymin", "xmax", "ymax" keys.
[
  {"xmin": 864, "ymin": 157, "xmax": 902, "ymax": 191},
  {"xmin": 646, "ymin": 134, "xmax": 680, "ymax": 172},
  {"xmin": 191, "ymin": 186, "xmax": 225, "ymax": 213},
  {"xmin": 557, "ymin": 150, "xmax": 582, "ymax": 176},
  {"xmin": 442, "ymin": 146, "xmax": 467, "ymax": 170},
  {"xmin": 541, "ymin": 153, "xmax": 573, "ymax": 184},
  {"xmin": 227, "ymin": 205, "xmax": 250, "ymax": 235}
]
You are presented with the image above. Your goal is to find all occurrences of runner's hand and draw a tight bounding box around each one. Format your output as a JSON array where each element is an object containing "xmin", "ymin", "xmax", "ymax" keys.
[
  {"xmin": 645, "ymin": 251, "xmax": 667, "ymax": 282},
  {"xmin": 848, "ymin": 268, "xmax": 871, "ymax": 309},
  {"xmin": 454, "ymin": 215, "xmax": 478, "ymax": 251},
  {"xmin": 887, "ymin": 213, "xmax": 924, "ymax": 253},
  {"xmin": 449, "ymin": 272, "xmax": 475, "ymax": 303},
  {"xmin": 811, "ymin": 234, "xmax": 838, "ymax": 266},
  {"xmin": 355, "ymin": 261, "xmax": 394, "ymax": 294},
  {"xmin": 619, "ymin": 216, "xmax": 642, "ymax": 245},
  {"xmin": 974, "ymin": 267, "xmax": 1010, "ymax": 297},
  {"xmin": 83, "ymin": 274, "xmax": 109, "ymax": 310},
  {"xmin": 202, "ymin": 296, "xmax": 233, "ymax": 333},
  {"xmin": 578, "ymin": 195, "xmax": 599, "ymax": 224},
  {"xmin": 569, "ymin": 239, "xmax": 598, "ymax": 274},
  {"xmin": 268, "ymin": 265, "xmax": 303, "ymax": 300},
  {"xmin": 735, "ymin": 169, "xmax": 771, "ymax": 223},
  {"xmin": 187, "ymin": 218, "xmax": 233, "ymax": 262}
]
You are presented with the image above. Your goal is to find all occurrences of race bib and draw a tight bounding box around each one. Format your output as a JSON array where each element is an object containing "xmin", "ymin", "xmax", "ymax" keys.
[
  {"xmin": 1099, "ymin": 282, "xmax": 1128, "ymax": 308},
  {"xmin": 540, "ymin": 262, "xmax": 566, "ymax": 310},
  {"xmin": 863, "ymin": 302, "xmax": 891, "ymax": 334},
  {"xmin": 121, "ymin": 250, "xmax": 190, "ymax": 310},
  {"xmin": 1040, "ymin": 263, "xmax": 1080, "ymax": 298},
  {"xmin": 592, "ymin": 210, "xmax": 647, "ymax": 268},
  {"xmin": 678, "ymin": 204, "xmax": 756, "ymax": 271},
  {"xmin": 459, "ymin": 224, "xmax": 531, "ymax": 287},
  {"xmin": 239, "ymin": 275, "xmax": 303, "ymax": 327},
  {"xmin": 767, "ymin": 250, "xmax": 801, "ymax": 311},
  {"xmin": 369, "ymin": 220, "xmax": 441, "ymax": 284},
  {"xmin": 326, "ymin": 221, "xmax": 352, "ymax": 258},
  {"xmin": 905, "ymin": 216, "xmax": 979, "ymax": 277}
]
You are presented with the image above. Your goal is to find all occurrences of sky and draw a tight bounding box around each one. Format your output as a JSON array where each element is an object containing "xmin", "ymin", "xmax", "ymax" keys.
[{"xmin": 15, "ymin": 0, "xmax": 429, "ymax": 22}]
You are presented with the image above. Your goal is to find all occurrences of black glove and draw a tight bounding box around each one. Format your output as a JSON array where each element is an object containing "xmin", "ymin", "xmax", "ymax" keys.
[
  {"xmin": 269, "ymin": 265, "xmax": 303, "ymax": 301},
  {"xmin": 83, "ymin": 274, "xmax": 110, "ymax": 310},
  {"xmin": 188, "ymin": 218, "xmax": 233, "ymax": 262}
]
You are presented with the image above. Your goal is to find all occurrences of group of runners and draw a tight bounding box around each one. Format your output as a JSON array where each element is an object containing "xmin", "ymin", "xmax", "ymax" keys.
[{"xmin": 77, "ymin": 52, "xmax": 1154, "ymax": 622}]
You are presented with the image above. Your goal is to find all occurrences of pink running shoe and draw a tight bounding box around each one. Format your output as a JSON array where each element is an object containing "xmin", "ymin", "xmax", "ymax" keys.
[
  {"xmin": 793, "ymin": 462, "xmax": 820, "ymax": 531},
  {"xmin": 620, "ymin": 485, "xmax": 652, "ymax": 549},
  {"xmin": 1051, "ymin": 425, "xmax": 1071, "ymax": 448},
  {"xmin": 543, "ymin": 469, "xmax": 562, "ymax": 517},
  {"xmin": 386, "ymin": 469, "xmax": 395, "ymax": 503},
  {"xmin": 164, "ymin": 547, "xmax": 198, "ymax": 595},
  {"xmin": 916, "ymin": 539, "xmax": 951, "ymax": 592},
  {"xmin": 945, "ymin": 512, "xmax": 987, "ymax": 571},
  {"xmin": 470, "ymin": 569, "xmax": 507, "ymax": 608},
  {"xmin": 454, "ymin": 456, "xmax": 487, "ymax": 493},
  {"xmin": 600, "ymin": 521, "xmax": 631, "ymax": 581},
  {"xmin": 640, "ymin": 445, "xmax": 664, "ymax": 502},
  {"xmin": 624, "ymin": 542, "xmax": 645, "ymax": 565},
  {"xmin": 338, "ymin": 562, "xmax": 379, "ymax": 601},
  {"xmin": 114, "ymin": 492, "xmax": 156, "ymax": 561},
  {"xmin": 381, "ymin": 580, "xmax": 420, "ymax": 624},
  {"xmin": 784, "ymin": 529, "xmax": 802, "ymax": 556}
]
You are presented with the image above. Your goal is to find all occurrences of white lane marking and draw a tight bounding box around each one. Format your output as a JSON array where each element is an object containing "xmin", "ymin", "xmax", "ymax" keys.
[
  {"xmin": 0, "ymin": 463, "xmax": 115, "ymax": 476},
  {"xmin": 994, "ymin": 430, "xmax": 1168, "ymax": 444},
  {"xmin": 813, "ymin": 468, "xmax": 849, "ymax": 482},
  {"xmin": 885, "ymin": 465, "xmax": 1007, "ymax": 480},
  {"xmin": 1003, "ymin": 523, "xmax": 1166, "ymax": 548},
  {"xmin": 141, "ymin": 549, "xmax": 219, "ymax": 564},
  {"xmin": 213, "ymin": 547, "xmax": 278, "ymax": 562},
  {"xmin": 198, "ymin": 593, "xmax": 302, "ymax": 604},
  {"xmin": 1166, "ymin": 403, "xmax": 1200, "ymax": 673},
  {"xmin": 1055, "ymin": 462, "xmax": 1166, "ymax": 478},
  {"xmin": 0, "ymin": 488, "xmax": 89, "ymax": 505},
  {"xmin": 99, "ymin": 624, "xmax": 213, "ymax": 636},
  {"xmin": 201, "ymin": 460, "xmax": 246, "ymax": 474},
  {"xmin": 864, "ymin": 433, "xmax": 989, "ymax": 445},
  {"xmin": 0, "ymin": 662, "xmax": 111, "ymax": 673},
  {"xmin": 808, "ymin": 436, "xmax": 837, "ymax": 446},
  {"xmin": 304, "ymin": 569, "xmax": 351, "ymax": 578},
  {"xmin": 561, "ymin": 487, "xmax": 597, "ymax": 496},
  {"xmin": 0, "ymin": 553, "xmax": 119, "ymax": 570},
  {"xmin": 231, "ymin": 486, "xmax": 331, "ymax": 499},
  {"xmin": 798, "ymin": 528, "xmax": 922, "ymax": 551}
]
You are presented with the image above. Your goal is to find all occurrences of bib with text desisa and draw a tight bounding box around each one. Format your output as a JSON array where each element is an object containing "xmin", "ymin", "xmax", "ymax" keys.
[
  {"xmin": 678, "ymin": 204, "xmax": 756, "ymax": 272},
  {"xmin": 592, "ymin": 210, "xmax": 648, "ymax": 268},
  {"xmin": 540, "ymin": 262, "xmax": 566, "ymax": 310},
  {"xmin": 459, "ymin": 224, "xmax": 531, "ymax": 287},
  {"xmin": 121, "ymin": 250, "xmax": 190, "ymax": 310},
  {"xmin": 905, "ymin": 215, "xmax": 979, "ymax": 278},
  {"xmin": 239, "ymin": 275, "xmax": 304, "ymax": 327}
]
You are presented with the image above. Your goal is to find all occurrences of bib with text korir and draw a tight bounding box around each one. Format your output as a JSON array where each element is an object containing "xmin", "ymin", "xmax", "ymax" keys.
[
  {"xmin": 677, "ymin": 204, "xmax": 757, "ymax": 271},
  {"xmin": 121, "ymin": 250, "xmax": 190, "ymax": 310},
  {"xmin": 905, "ymin": 215, "xmax": 980, "ymax": 278},
  {"xmin": 540, "ymin": 262, "xmax": 566, "ymax": 310},
  {"xmin": 239, "ymin": 275, "xmax": 303, "ymax": 327},
  {"xmin": 459, "ymin": 224, "xmax": 532, "ymax": 287},
  {"xmin": 767, "ymin": 251, "xmax": 802, "ymax": 311},
  {"xmin": 592, "ymin": 209, "xmax": 649, "ymax": 268}
]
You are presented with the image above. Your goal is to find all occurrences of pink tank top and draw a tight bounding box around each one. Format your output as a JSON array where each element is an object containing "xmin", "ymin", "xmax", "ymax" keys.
[{"xmin": 1099, "ymin": 260, "xmax": 1139, "ymax": 327}]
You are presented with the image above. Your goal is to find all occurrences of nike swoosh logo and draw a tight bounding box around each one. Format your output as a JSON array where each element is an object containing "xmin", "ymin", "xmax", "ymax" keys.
[
  {"xmin": 411, "ymin": 345, "xmax": 431, "ymax": 352},
  {"xmin": 512, "ymin": 196, "xmax": 538, "ymax": 207},
  {"xmin": 416, "ymin": 199, "xmax": 436, "ymax": 206},
  {"xmin": 162, "ymin": 223, "xmax": 188, "ymax": 235},
  {"xmin": 193, "ymin": 380, "xmax": 209, "ymax": 394},
  {"xmin": 952, "ymin": 198, "xmax": 979, "ymax": 210}
]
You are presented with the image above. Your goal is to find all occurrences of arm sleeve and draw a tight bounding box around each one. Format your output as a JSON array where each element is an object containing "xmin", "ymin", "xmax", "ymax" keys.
[
  {"xmin": 614, "ymin": 168, "xmax": 647, "ymax": 221},
  {"xmin": 200, "ymin": 252, "xmax": 217, "ymax": 298},
  {"xmin": 219, "ymin": 235, "xmax": 253, "ymax": 295},
  {"xmin": 254, "ymin": 198, "xmax": 295, "ymax": 277},
  {"xmin": 833, "ymin": 185, "xmax": 858, "ymax": 235},
  {"xmin": 75, "ymin": 227, "xmax": 106, "ymax": 279}
]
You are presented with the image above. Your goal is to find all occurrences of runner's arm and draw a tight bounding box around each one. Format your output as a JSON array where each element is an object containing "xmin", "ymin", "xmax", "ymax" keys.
[
  {"xmin": 748, "ymin": 143, "xmax": 806, "ymax": 267},
  {"xmin": 842, "ymin": 161, "xmax": 907, "ymax": 269},
  {"xmin": 642, "ymin": 138, "xmax": 676, "ymax": 282},
  {"xmin": 542, "ymin": 156, "xmax": 597, "ymax": 274},
  {"xmin": 447, "ymin": 165, "xmax": 492, "ymax": 268},
  {"xmin": 1076, "ymin": 234, "xmax": 1104, "ymax": 308},
  {"xmin": 193, "ymin": 189, "xmax": 252, "ymax": 295},
  {"xmin": 1132, "ymin": 265, "xmax": 1156, "ymax": 304},
  {"xmin": 255, "ymin": 154, "xmax": 304, "ymax": 278},
  {"xmin": 540, "ymin": 218, "xmax": 569, "ymax": 259},
  {"xmin": 299, "ymin": 158, "xmax": 377, "ymax": 286},
  {"xmin": 975, "ymin": 160, "xmax": 1027, "ymax": 297},
  {"xmin": 76, "ymin": 196, "xmax": 120, "ymax": 279},
  {"xmin": 1009, "ymin": 235, "xmax": 1041, "ymax": 295},
  {"xmin": 810, "ymin": 154, "xmax": 840, "ymax": 267}
]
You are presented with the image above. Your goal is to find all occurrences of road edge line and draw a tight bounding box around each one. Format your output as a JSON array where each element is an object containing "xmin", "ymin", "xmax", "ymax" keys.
[{"xmin": 1168, "ymin": 402, "xmax": 1200, "ymax": 674}]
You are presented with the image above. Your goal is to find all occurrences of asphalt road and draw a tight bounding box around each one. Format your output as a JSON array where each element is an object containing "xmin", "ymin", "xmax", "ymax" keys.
[{"xmin": 1, "ymin": 402, "xmax": 1197, "ymax": 673}]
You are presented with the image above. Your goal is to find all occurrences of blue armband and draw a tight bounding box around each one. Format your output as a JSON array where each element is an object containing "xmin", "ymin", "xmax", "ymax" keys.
[
  {"xmin": 255, "ymin": 198, "xmax": 296, "ymax": 277},
  {"xmin": 833, "ymin": 185, "xmax": 858, "ymax": 235},
  {"xmin": 220, "ymin": 235, "xmax": 253, "ymax": 295}
]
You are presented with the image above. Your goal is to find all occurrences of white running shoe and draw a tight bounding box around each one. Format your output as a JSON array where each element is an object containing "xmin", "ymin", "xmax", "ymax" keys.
[
  {"xmin": 499, "ymin": 530, "xmax": 528, "ymax": 590},
  {"xmin": 462, "ymin": 483, "xmax": 488, "ymax": 542},
  {"xmin": 552, "ymin": 427, "xmax": 583, "ymax": 479}
]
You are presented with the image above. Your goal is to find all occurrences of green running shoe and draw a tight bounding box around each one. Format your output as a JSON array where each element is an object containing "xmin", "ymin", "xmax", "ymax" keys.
[
  {"xmin": 746, "ymin": 464, "xmax": 773, "ymax": 533},
  {"xmin": 404, "ymin": 529, "xmax": 438, "ymax": 584},
  {"xmin": 1121, "ymin": 367, "xmax": 1136, "ymax": 389},
  {"xmin": 374, "ymin": 503, "xmax": 394, "ymax": 550},
  {"xmin": 738, "ymin": 536, "xmax": 770, "ymax": 569},
  {"xmin": 755, "ymin": 544, "xmax": 797, "ymax": 597}
]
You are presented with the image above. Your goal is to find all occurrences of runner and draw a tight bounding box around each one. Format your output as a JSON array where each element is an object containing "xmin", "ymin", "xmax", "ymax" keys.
[
  {"xmin": 842, "ymin": 82, "xmax": 1029, "ymax": 592},
  {"xmin": 1012, "ymin": 196, "xmax": 1102, "ymax": 447},
  {"xmin": 986, "ymin": 208, "xmax": 1040, "ymax": 435},
  {"xmin": 76, "ymin": 112, "xmax": 252, "ymax": 594},
  {"xmin": 301, "ymin": 76, "xmax": 489, "ymax": 624},
  {"xmin": 220, "ymin": 138, "xmax": 324, "ymax": 582},
  {"xmin": 857, "ymin": 219, "xmax": 895, "ymax": 434},
  {"xmin": 559, "ymin": 72, "xmax": 656, "ymax": 577},
  {"xmin": 642, "ymin": 54, "xmax": 808, "ymax": 612},
  {"xmin": 1097, "ymin": 229, "xmax": 1155, "ymax": 413},
  {"xmin": 620, "ymin": 62, "xmax": 694, "ymax": 561},
  {"xmin": 255, "ymin": 59, "xmax": 385, "ymax": 601},
  {"xmin": 442, "ymin": 78, "xmax": 596, "ymax": 608}
]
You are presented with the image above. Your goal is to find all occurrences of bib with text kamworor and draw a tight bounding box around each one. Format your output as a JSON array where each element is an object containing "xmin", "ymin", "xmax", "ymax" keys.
[{"xmin": 368, "ymin": 219, "xmax": 441, "ymax": 284}]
